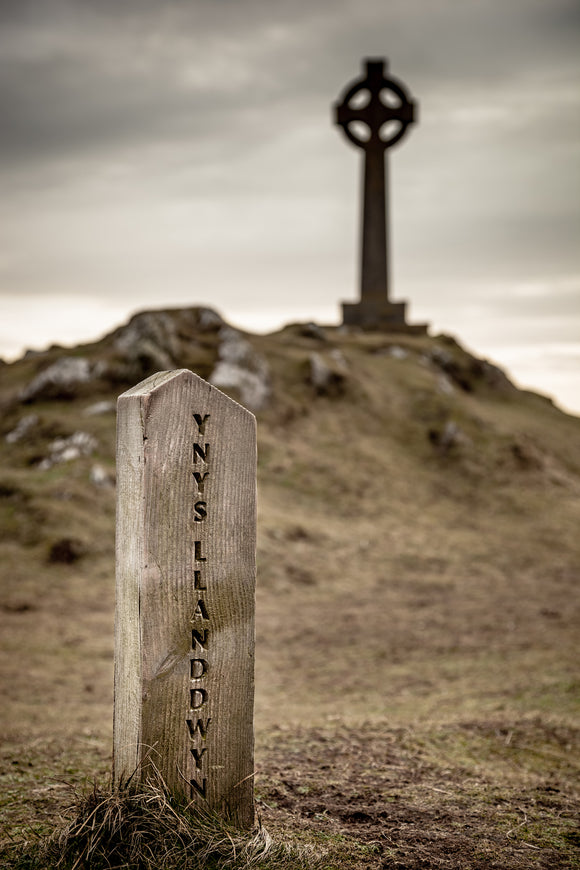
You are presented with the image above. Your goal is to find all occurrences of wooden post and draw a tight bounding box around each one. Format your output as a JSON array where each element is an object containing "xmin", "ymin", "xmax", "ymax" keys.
[{"xmin": 114, "ymin": 369, "xmax": 256, "ymax": 829}]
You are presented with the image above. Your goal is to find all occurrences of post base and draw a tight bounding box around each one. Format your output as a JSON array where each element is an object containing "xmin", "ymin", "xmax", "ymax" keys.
[{"xmin": 341, "ymin": 300, "xmax": 428, "ymax": 333}]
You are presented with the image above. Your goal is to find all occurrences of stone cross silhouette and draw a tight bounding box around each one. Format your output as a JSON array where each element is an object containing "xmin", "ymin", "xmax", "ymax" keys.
[{"xmin": 335, "ymin": 58, "xmax": 423, "ymax": 331}]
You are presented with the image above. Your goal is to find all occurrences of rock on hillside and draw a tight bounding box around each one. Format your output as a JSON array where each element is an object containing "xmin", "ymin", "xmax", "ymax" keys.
[
  {"xmin": 1, "ymin": 304, "xmax": 579, "ymax": 761},
  {"xmin": 1, "ymin": 305, "xmax": 578, "ymax": 566},
  {"xmin": 1, "ymin": 306, "xmax": 578, "ymax": 490},
  {"xmin": 10, "ymin": 307, "xmax": 269, "ymax": 412}
]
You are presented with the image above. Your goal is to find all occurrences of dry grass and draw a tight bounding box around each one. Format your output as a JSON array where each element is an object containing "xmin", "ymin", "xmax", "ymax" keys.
[
  {"xmin": 1, "ymin": 310, "xmax": 579, "ymax": 868},
  {"xmin": 3, "ymin": 774, "xmax": 323, "ymax": 870}
]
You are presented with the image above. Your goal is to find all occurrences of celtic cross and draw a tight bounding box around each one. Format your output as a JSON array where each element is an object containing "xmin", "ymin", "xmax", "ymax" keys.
[{"xmin": 334, "ymin": 58, "xmax": 420, "ymax": 330}]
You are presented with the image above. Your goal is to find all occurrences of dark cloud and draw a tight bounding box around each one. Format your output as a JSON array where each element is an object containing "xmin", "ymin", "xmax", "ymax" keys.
[
  {"xmin": 0, "ymin": 0, "xmax": 578, "ymax": 413},
  {"xmin": 1, "ymin": 0, "xmax": 578, "ymax": 166}
]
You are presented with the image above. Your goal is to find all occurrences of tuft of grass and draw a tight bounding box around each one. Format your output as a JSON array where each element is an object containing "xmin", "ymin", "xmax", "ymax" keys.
[{"xmin": 2, "ymin": 776, "xmax": 324, "ymax": 870}]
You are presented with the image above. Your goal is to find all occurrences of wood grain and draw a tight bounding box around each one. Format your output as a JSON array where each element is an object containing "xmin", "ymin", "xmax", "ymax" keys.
[{"xmin": 114, "ymin": 369, "xmax": 256, "ymax": 828}]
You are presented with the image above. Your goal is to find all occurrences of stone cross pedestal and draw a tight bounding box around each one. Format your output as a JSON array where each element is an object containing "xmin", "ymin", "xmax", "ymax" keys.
[
  {"xmin": 114, "ymin": 369, "xmax": 256, "ymax": 829},
  {"xmin": 334, "ymin": 58, "xmax": 426, "ymax": 333}
]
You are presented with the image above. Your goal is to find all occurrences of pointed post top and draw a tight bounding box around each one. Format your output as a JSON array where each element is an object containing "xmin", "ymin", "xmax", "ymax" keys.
[{"xmin": 115, "ymin": 368, "xmax": 256, "ymax": 828}]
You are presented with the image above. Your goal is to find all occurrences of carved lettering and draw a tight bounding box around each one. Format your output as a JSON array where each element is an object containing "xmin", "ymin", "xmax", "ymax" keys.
[
  {"xmin": 186, "ymin": 717, "xmax": 212, "ymax": 739},
  {"xmin": 193, "ymin": 471, "xmax": 210, "ymax": 493},
  {"xmin": 190, "ymin": 746, "xmax": 208, "ymax": 769},
  {"xmin": 193, "ymin": 413, "xmax": 210, "ymax": 434},
  {"xmin": 190, "ymin": 777, "xmax": 207, "ymax": 799},
  {"xmin": 194, "ymin": 570, "xmax": 206, "ymax": 590},
  {"xmin": 194, "ymin": 541, "xmax": 206, "ymax": 562},
  {"xmin": 190, "ymin": 688, "xmax": 208, "ymax": 709},
  {"xmin": 193, "ymin": 443, "xmax": 210, "ymax": 463},
  {"xmin": 193, "ymin": 599, "xmax": 209, "ymax": 620},
  {"xmin": 188, "ymin": 417, "xmax": 212, "ymax": 804},
  {"xmin": 192, "ymin": 628, "xmax": 209, "ymax": 650},
  {"xmin": 190, "ymin": 658, "xmax": 208, "ymax": 679},
  {"xmin": 115, "ymin": 369, "xmax": 256, "ymax": 825},
  {"xmin": 193, "ymin": 501, "xmax": 207, "ymax": 522}
]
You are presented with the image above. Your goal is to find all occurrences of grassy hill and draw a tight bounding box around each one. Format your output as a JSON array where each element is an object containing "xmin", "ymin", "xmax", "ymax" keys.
[{"xmin": 1, "ymin": 308, "xmax": 579, "ymax": 868}]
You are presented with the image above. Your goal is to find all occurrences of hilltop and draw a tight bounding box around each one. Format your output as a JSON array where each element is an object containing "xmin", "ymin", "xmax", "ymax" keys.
[{"xmin": 1, "ymin": 307, "xmax": 579, "ymax": 869}]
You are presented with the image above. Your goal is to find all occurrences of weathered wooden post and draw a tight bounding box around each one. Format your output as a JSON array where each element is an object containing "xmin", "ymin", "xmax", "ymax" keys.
[{"xmin": 113, "ymin": 369, "xmax": 256, "ymax": 829}]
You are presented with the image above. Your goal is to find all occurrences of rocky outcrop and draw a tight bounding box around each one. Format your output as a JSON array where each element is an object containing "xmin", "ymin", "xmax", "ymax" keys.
[
  {"xmin": 38, "ymin": 432, "xmax": 98, "ymax": 470},
  {"xmin": 429, "ymin": 339, "xmax": 515, "ymax": 393},
  {"xmin": 98, "ymin": 307, "xmax": 225, "ymax": 384},
  {"xmin": 90, "ymin": 463, "xmax": 115, "ymax": 487},
  {"xmin": 308, "ymin": 349, "xmax": 349, "ymax": 396},
  {"xmin": 297, "ymin": 322, "xmax": 328, "ymax": 341},
  {"xmin": 113, "ymin": 311, "xmax": 181, "ymax": 370},
  {"xmin": 428, "ymin": 420, "xmax": 471, "ymax": 454},
  {"xmin": 83, "ymin": 400, "xmax": 116, "ymax": 416},
  {"xmin": 209, "ymin": 326, "xmax": 270, "ymax": 411},
  {"xmin": 5, "ymin": 414, "xmax": 39, "ymax": 443},
  {"xmin": 20, "ymin": 357, "xmax": 92, "ymax": 402}
]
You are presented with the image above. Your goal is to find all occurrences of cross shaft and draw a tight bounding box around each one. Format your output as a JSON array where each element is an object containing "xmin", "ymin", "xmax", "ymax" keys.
[{"xmin": 334, "ymin": 58, "xmax": 420, "ymax": 330}]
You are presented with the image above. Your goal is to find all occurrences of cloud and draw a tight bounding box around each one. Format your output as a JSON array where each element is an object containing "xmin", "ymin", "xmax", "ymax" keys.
[
  {"xmin": 0, "ymin": 0, "xmax": 340, "ymax": 170},
  {"xmin": 2, "ymin": 0, "xmax": 577, "ymax": 165},
  {"xmin": 0, "ymin": 0, "xmax": 578, "ymax": 412}
]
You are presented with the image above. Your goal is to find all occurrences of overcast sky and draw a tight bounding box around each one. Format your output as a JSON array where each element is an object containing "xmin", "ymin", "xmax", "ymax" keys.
[{"xmin": 1, "ymin": 0, "xmax": 579, "ymax": 413}]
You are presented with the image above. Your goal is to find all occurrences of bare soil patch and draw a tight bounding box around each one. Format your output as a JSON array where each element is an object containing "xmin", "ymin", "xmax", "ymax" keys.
[
  {"xmin": 257, "ymin": 721, "xmax": 580, "ymax": 869},
  {"xmin": 1, "ymin": 314, "xmax": 580, "ymax": 867}
]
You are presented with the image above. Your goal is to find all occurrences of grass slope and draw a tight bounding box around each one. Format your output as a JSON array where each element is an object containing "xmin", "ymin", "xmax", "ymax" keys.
[{"xmin": 0, "ymin": 309, "xmax": 579, "ymax": 868}]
